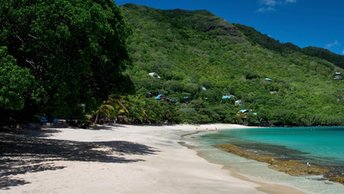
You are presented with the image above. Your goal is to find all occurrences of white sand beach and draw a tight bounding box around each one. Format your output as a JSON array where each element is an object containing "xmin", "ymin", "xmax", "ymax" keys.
[{"xmin": 2, "ymin": 124, "xmax": 305, "ymax": 194}]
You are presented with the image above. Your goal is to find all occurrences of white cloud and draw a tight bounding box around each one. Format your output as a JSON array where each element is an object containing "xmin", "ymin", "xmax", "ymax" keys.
[
  {"xmin": 325, "ymin": 40, "xmax": 340, "ymax": 49},
  {"xmin": 257, "ymin": 0, "xmax": 297, "ymax": 13},
  {"xmin": 261, "ymin": 0, "xmax": 278, "ymax": 6},
  {"xmin": 257, "ymin": 7, "xmax": 276, "ymax": 13},
  {"xmin": 285, "ymin": 0, "xmax": 297, "ymax": 3}
]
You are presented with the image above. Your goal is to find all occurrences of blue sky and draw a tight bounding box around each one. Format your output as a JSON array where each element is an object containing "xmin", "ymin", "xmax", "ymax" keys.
[{"xmin": 116, "ymin": 0, "xmax": 344, "ymax": 55}]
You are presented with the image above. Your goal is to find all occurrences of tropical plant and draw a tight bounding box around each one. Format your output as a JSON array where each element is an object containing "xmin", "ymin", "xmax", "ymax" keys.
[
  {"xmin": 0, "ymin": 47, "xmax": 33, "ymax": 111},
  {"xmin": 0, "ymin": 0, "xmax": 133, "ymax": 123}
]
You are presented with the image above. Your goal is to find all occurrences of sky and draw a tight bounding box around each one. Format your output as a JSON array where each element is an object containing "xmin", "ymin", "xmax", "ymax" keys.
[{"xmin": 115, "ymin": 0, "xmax": 344, "ymax": 55}]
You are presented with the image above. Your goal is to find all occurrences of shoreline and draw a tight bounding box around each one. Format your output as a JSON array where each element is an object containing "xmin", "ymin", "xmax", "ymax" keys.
[
  {"xmin": 1, "ymin": 124, "xmax": 305, "ymax": 194},
  {"xmin": 179, "ymin": 126, "xmax": 306, "ymax": 194},
  {"xmin": 188, "ymin": 126, "xmax": 344, "ymax": 194},
  {"xmin": 181, "ymin": 143, "xmax": 306, "ymax": 194}
]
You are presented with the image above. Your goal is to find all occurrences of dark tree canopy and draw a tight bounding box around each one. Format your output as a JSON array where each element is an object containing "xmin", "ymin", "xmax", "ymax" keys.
[{"xmin": 0, "ymin": 0, "xmax": 133, "ymax": 119}]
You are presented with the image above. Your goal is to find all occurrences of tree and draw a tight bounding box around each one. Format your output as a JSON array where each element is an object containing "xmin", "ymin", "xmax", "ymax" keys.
[
  {"xmin": 93, "ymin": 95, "xmax": 129, "ymax": 124},
  {"xmin": 0, "ymin": 47, "xmax": 33, "ymax": 111},
  {"xmin": 93, "ymin": 104, "xmax": 115, "ymax": 124},
  {"xmin": 0, "ymin": 0, "xmax": 133, "ymax": 119}
]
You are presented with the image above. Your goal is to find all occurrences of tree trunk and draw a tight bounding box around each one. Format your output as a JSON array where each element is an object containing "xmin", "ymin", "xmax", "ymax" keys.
[{"xmin": 94, "ymin": 114, "xmax": 99, "ymax": 124}]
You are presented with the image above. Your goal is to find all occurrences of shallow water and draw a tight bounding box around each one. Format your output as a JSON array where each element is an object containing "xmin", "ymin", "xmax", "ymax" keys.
[
  {"xmin": 203, "ymin": 127, "xmax": 344, "ymax": 165},
  {"xmin": 187, "ymin": 127, "xmax": 344, "ymax": 194}
]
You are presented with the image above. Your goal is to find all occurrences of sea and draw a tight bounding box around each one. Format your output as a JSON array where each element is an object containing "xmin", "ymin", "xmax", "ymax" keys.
[{"xmin": 186, "ymin": 126, "xmax": 344, "ymax": 194}]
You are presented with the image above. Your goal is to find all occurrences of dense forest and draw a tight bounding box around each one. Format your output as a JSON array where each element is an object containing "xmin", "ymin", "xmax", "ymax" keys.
[
  {"xmin": 0, "ymin": 0, "xmax": 133, "ymax": 126},
  {"xmin": 1, "ymin": 1, "xmax": 344, "ymax": 127},
  {"xmin": 119, "ymin": 4, "xmax": 344, "ymax": 126}
]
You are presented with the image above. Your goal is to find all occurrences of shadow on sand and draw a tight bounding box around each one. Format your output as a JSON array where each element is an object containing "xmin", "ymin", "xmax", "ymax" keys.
[{"xmin": 0, "ymin": 129, "xmax": 157, "ymax": 190}]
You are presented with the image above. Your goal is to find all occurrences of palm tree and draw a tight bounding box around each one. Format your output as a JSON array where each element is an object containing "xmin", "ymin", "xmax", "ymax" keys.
[
  {"xmin": 94, "ymin": 104, "xmax": 115, "ymax": 124},
  {"xmin": 108, "ymin": 95, "xmax": 129, "ymax": 116},
  {"xmin": 93, "ymin": 95, "xmax": 130, "ymax": 124}
]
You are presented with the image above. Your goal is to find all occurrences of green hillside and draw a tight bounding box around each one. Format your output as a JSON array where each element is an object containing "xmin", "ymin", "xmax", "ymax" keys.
[
  {"xmin": 235, "ymin": 24, "xmax": 344, "ymax": 69},
  {"xmin": 120, "ymin": 4, "xmax": 344, "ymax": 126},
  {"xmin": 302, "ymin": 46, "xmax": 344, "ymax": 69}
]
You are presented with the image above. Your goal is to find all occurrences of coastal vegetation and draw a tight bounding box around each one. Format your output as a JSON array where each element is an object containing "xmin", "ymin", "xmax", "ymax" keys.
[
  {"xmin": 119, "ymin": 4, "xmax": 344, "ymax": 126},
  {"xmin": 1, "ymin": 2, "xmax": 344, "ymax": 127},
  {"xmin": 0, "ymin": 0, "xmax": 132, "ymax": 126}
]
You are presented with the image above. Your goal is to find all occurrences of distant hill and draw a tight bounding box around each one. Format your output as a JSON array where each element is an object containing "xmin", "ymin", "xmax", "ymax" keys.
[
  {"xmin": 235, "ymin": 24, "xmax": 344, "ymax": 68},
  {"xmin": 121, "ymin": 4, "xmax": 344, "ymax": 126},
  {"xmin": 302, "ymin": 46, "xmax": 344, "ymax": 68}
]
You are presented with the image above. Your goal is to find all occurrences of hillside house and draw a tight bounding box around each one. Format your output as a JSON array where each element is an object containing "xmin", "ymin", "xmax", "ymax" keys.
[
  {"xmin": 235, "ymin": 100, "xmax": 242, "ymax": 106},
  {"xmin": 222, "ymin": 95, "xmax": 235, "ymax": 100},
  {"xmin": 238, "ymin": 109, "xmax": 250, "ymax": 114},
  {"xmin": 149, "ymin": 72, "xmax": 161, "ymax": 79},
  {"xmin": 334, "ymin": 72, "xmax": 342, "ymax": 80},
  {"xmin": 155, "ymin": 94, "xmax": 164, "ymax": 100},
  {"xmin": 264, "ymin": 77, "xmax": 272, "ymax": 82}
]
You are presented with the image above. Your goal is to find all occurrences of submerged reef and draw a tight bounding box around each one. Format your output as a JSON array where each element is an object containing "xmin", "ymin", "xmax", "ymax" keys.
[{"xmin": 216, "ymin": 144, "xmax": 344, "ymax": 184}]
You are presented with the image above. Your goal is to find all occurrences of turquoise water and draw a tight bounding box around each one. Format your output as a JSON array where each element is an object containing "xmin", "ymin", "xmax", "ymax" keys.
[
  {"xmin": 200, "ymin": 126, "xmax": 344, "ymax": 165},
  {"xmin": 189, "ymin": 126, "xmax": 344, "ymax": 193}
]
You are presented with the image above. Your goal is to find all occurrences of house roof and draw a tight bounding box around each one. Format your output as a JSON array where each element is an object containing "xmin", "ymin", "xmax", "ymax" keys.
[
  {"xmin": 222, "ymin": 95, "xmax": 235, "ymax": 100},
  {"xmin": 239, "ymin": 109, "xmax": 248, "ymax": 113},
  {"xmin": 155, "ymin": 94, "xmax": 163, "ymax": 100},
  {"xmin": 149, "ymin": 72, "xmax": 161, "ymax": 79},
  {"xmin": 235, "ymin": 100, "xmax": 242, "ymax": 105}
]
